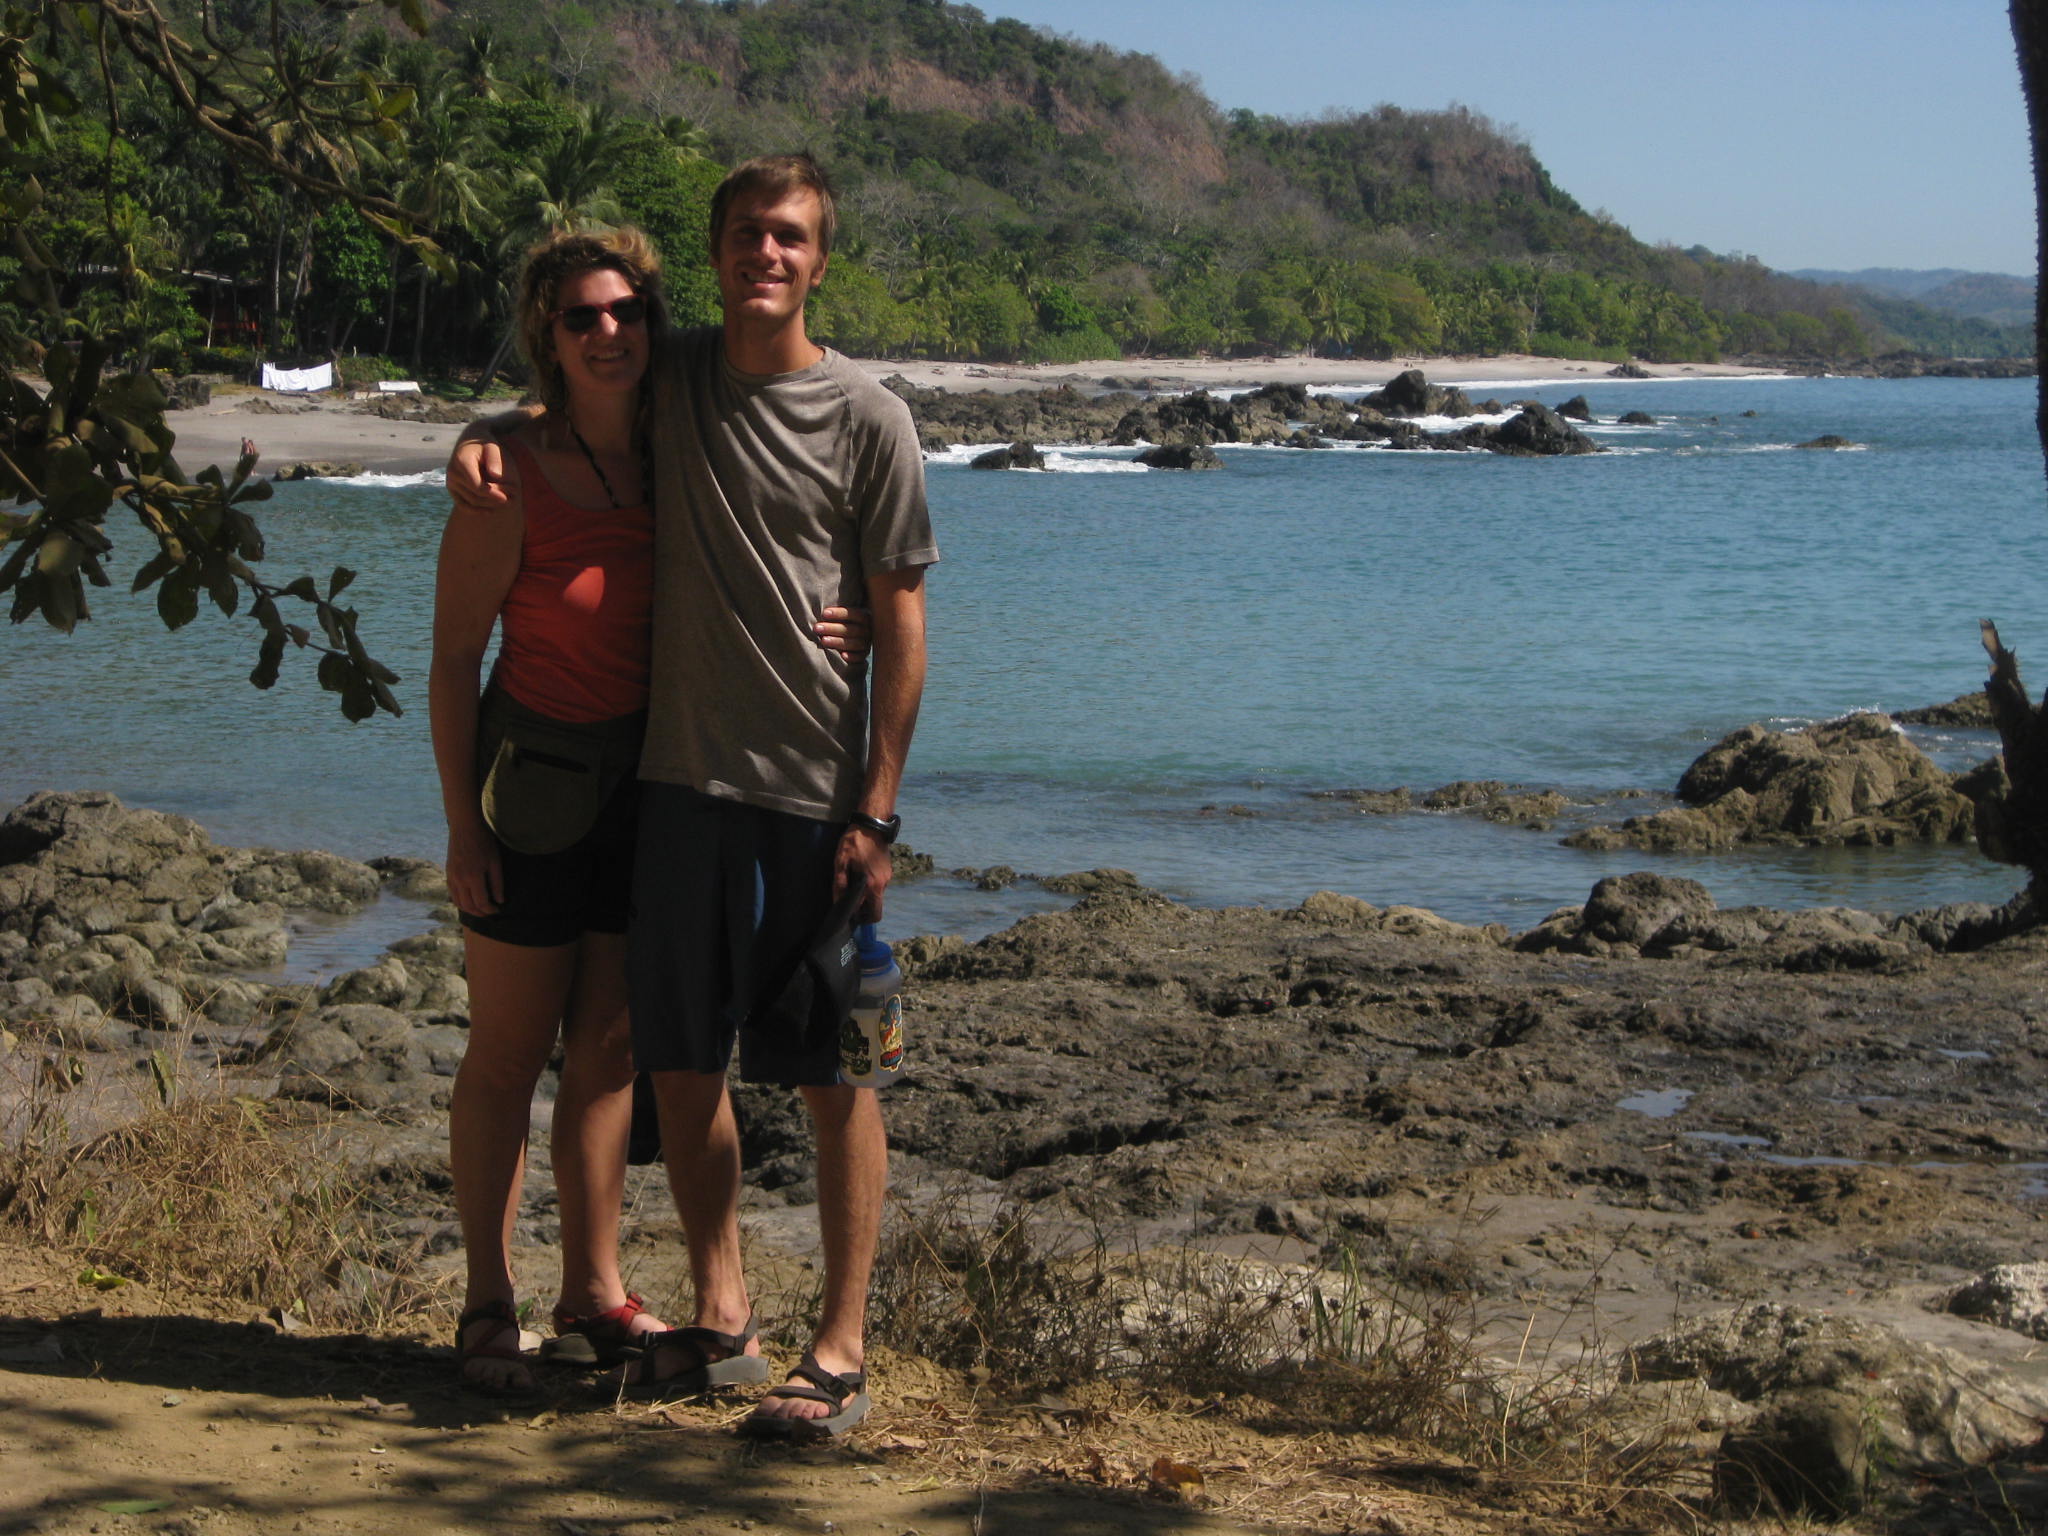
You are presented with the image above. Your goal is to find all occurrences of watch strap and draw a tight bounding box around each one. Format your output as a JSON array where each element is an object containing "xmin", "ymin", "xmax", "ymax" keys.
[{"xmin": 847, "ymin": 811, "xmax": 901, "ymax": 844}]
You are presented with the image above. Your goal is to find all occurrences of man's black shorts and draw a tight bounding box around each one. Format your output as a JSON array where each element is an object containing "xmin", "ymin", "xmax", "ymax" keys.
[{"xmin": 627, "ymin": 782, "xmax": 842, "ymax": 1087}]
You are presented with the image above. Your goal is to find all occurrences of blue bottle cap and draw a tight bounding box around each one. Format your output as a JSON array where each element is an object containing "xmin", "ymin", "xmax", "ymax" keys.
[{"xmin": 855, "ymin": 922, "xmax": 893, "ymax": 971}]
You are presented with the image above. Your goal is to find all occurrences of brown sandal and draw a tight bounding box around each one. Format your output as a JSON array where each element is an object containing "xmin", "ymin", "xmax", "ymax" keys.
[
  {"xmin": 739, "ymin": 1351, "xmax": 870, "ymax": 1440},
  {"xmin": 614, "ymin": 1313, "xmax": 770, "ymax": 1397},
  {"xmin": 456, "ymin": 1299, "xmax": 538, "ymax": 1396}
]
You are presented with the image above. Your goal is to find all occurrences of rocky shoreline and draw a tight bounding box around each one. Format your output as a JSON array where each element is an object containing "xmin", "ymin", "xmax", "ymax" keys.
[
  {"xmin": 4, "ymin": 703, "xmax": 2046, "ymax": 1523},
  {"xmin": 888, "ymin": 369, "xmax": 1603, "ymax": 459}
]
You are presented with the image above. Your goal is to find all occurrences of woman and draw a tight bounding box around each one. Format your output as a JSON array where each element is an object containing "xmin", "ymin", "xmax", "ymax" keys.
[{"xmin": 429, "ymin": 228, "xmax": 865, "ymax": 1391}]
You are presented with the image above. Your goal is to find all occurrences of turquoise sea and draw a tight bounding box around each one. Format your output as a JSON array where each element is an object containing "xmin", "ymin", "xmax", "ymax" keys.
[{"xmin": 2, "ymin": 373, "xmax": 2041, "ymax": 944}]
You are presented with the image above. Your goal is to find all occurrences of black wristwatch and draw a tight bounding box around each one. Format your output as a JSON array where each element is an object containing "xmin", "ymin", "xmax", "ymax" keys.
[{"xmin": 848, "ymin": 811, "xmax": 901, "ymax": 844}]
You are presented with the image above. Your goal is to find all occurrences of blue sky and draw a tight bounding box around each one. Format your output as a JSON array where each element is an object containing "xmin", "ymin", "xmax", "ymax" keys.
[{"xmin": 978, "ymin": 0, "xmax": 2036, "ymax": 277}]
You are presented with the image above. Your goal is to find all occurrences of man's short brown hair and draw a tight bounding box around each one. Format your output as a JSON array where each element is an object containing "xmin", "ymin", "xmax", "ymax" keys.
[
  {"xmin": 708, "ymin": 153, "xmax": 838, "ymax": 259},
  {"xmin": 515, "ymin": 226, "xmax": 668, "ymax": 414}
]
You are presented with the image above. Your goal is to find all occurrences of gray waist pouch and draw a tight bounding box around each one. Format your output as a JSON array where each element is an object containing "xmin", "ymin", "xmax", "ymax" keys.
[{"xmin": 476, "ymin": 687, "xmax": 644, "ymax": 856}]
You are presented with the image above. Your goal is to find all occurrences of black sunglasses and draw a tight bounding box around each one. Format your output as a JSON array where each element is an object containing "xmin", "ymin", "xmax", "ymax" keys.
[{"xmin": 552, "ymin": 294, "xmax": 647, "ymax": 333}]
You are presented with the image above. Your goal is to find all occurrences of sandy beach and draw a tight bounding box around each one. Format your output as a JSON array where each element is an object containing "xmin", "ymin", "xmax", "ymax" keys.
[{"xmin": 161, "ymin": 352, "xmax": 1775, "ymax": 479}]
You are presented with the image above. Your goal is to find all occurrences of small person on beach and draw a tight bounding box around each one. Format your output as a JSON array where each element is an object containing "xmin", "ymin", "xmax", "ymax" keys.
[
  {"xmin": 428, "ymin": 226, "xmax": 872, "ymax": 1394},
  {"xmin": 449, "ymin": 154, "xmax": 935, "ymax": 1437}
]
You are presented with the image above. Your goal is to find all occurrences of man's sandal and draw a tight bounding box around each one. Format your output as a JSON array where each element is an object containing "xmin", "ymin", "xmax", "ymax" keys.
[
  {"xmin": 738, "ymin": 1351, "xmax": 870, "ymax": 1440},
  {"xmin": 614, "ymin": 1313, "xmax": 770, "ymax": 1398},
  {"xmin": 455, "ymin": 1299, "xmax": 541, "ymax": 1396},
  {"xmin": 542, "ymin": 1290, "xmax": 653, "ymax": 1368}
]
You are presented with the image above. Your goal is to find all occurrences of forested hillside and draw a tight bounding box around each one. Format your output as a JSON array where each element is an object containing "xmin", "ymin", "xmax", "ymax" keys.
[{"xmin": 1, "ymin": 0, "xmax": 2028, "ymax": 383}]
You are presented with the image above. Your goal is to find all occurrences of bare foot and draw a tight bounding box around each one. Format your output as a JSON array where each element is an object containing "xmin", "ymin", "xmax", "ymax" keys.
[
  {"xmin": 457, "ymin": 1303, "xmax": 538, "ymax": 1396},
  {"xmin": 609, "ymin": 1312, "xmax": 767, "ymax": 1396},
  {"xmin": 742, "ymin": 1348, "xmax": 869, "ymax": 1437}
]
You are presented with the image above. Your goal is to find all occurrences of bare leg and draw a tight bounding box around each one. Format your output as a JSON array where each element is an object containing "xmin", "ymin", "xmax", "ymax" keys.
[
  {"xmin": 750, "ymin": 1082, "xmax": 886, "ymax": 1424},
  {"xmin": 449, "ymin": 930, "xmax": 577, "ymax": 1389},
  {"xmin": 618, "ymin": 1067, "xmax": 762, "ymax": 1382},
  {"xmin": 550, "ymin": 929, "xmax": 663, "ymax": 1338}
]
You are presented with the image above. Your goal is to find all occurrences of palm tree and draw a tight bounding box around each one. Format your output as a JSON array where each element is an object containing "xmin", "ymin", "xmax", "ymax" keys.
[{"xmin": 396, "ymin": 95, "xmax": 491, "ymax": 373}]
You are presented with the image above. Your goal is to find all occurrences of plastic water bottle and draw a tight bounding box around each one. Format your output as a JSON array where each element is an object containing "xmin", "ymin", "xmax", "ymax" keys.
[{"xmin": 840, "ymin": 923, "xmax": 904, "ymax": 1087}]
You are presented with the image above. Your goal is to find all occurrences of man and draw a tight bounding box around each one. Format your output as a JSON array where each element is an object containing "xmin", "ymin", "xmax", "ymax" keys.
[{"xmin": 450, "ymin": 155, "xmax": 935, "ymax": 1438}]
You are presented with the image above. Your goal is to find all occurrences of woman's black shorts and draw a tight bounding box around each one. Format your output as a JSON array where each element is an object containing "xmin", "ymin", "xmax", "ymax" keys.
[{"xmin": 459, "ymin": 775, "xmax": 640, "ymax": 948}]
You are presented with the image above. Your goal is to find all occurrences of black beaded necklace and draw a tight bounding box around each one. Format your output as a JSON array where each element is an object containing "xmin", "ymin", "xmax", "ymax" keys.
[{"xmin": 565, "ymin": 417, "xmax": 626, "ymax": 512}]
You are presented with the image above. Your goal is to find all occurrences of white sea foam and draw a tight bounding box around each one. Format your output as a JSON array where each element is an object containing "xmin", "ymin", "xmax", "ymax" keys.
[
  {"xmin": 328, "ymin": 470, "xmax": 443, "ymax": 489},
  {"xmin": 924, "ymin": 442, "xmax": 1151, "ymax": 472}
]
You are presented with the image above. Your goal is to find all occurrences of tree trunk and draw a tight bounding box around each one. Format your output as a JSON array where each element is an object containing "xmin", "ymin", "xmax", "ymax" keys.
[
  {"xmin": 411, "ymin": 264, "xmax": 430, "ymax": 376},
  {"xmin": 382, "ymin": 246, "xmax": 400, "ymax": 357},
  {"xmin": 1978, "ymin": 3, "xmax": 2048, "ymax": 917},
  {"xmin": 473, "ymin": 325, "xmax": 517, "ymax": 398}
]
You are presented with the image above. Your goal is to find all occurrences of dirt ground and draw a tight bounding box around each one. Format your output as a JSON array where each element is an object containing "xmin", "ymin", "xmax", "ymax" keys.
[{"xmin": 10, "ymin": 876, "xmax": 2048, "ymax": 1534}]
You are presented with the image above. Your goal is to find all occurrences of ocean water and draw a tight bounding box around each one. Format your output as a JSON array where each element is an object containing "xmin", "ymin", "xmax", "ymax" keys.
[{"xmin": 1, "ymin": 373, "xmax": 2040, "ymax": 941}]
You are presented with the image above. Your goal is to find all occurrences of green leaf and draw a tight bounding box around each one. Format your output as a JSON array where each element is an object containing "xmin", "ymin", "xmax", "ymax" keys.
[
  {"xmin": 316, "ymin": 651, "xmax": 352, "ymax": 693},
  {"xmin": 250, "ymin": 631, "xmax": 286, "ymax": 690},
  {"xmin": 9, "ymin": 573, "xmax": 39, "ymax": 625},
  {"xmin": 370, "ymin": 679, "xmax": 402, "ymax": 716},
  {"xmin": 341, "ymin": 677, "xmax": 376, "ymax": 722},
  {"xmin": 232, "ymin": 479, "xmax": 274, "ymax": 506},
  {"xmin": 95, "ymin": 1500, "xmax": 166, "ymax": 1515},
  {"xmin": 157, "ymin": 570, "xmax": 199, "ymax": 631},
  {"xmin": 33, "ymin": 530, "xmax": 79, "ymax": 578},
  {"xmin": 130, "ymin": 550, "xmax": 177, "ymax": 594},
  {"xmin": 201, "ymin": 552, "xmax": 238, "ymax": 617},
  {"xmin": 327, "ymin": 566, "xmax": 356, "ymax": 599},
  {"xmin": 38, "ymin": 573, "xmax": 79, "ymax": 632},
  {"xmin": 281, "ymin": 575, "xmax": 317, "ymax": 601},
  {"xmin": 0, "ymin": 532, "xmax": 35, "ymax": 592},
  {"xmin": 223, "ymin": 507, "xmax": 265, "ymax": 561}
]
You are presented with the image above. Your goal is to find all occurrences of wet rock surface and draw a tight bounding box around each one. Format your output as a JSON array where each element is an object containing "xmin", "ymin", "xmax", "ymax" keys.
[
  {"xmin": 1566, "ymin": 713, "xmax": 1980, "ymax": 852},
  {"xmin": 886, "ymin": 370, "xmax": 1598, "ymax": 457},
  {"xmin": 6, "ymin": 788, "xmax": 2047, "ymax": 1512}
]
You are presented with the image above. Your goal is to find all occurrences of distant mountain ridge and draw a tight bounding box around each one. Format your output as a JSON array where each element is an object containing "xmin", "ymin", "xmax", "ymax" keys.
[
  {"xmin": 45, "ymin": 0, "xmax": 2025, "ymax": 369},
  {"xmin": 1791, "ymin": 267, "xmax": 2035, "ymax": 328}
]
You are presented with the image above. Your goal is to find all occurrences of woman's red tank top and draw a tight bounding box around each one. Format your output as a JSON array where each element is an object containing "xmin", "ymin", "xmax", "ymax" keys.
[{"xmin": 493, "ymin": 434, "xmax": 653, "ymax": 723}]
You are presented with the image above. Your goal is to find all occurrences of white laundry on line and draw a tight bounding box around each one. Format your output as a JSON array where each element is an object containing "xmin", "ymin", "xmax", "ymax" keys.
[{"xmin": 260, "ymin": 361, "xmax": 335, "ymax": 392}]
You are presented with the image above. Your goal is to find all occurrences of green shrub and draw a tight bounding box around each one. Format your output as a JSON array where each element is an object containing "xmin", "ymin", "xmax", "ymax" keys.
[
  {"xmin": 1527, "ymin": 332, "xmax": 1628, "ymax": 364},
  {"xmin": 1023, "ymin": 326, "xmax": 1121, "ymax": 365},
  {"xmin": 336, "ymin": 354, "xmax": 410, "ymax": 390}
]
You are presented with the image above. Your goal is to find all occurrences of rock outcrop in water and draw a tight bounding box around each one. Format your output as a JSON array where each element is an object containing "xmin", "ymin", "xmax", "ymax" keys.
[
  {"xmin": 1564, "ymin": 713, "xmax": 1979, "ymax": 853},
  {"xmin": 0, "ymin": 791, "xmax": 464, "ymax": 1113},
  {"xmin": 884, "ymin": 371, "xmax": 1599, "ymax": 458}
]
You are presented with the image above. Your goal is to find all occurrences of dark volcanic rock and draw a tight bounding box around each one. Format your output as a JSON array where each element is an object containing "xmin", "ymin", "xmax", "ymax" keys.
[
  {"xmin": 1795, "ymin": 434, "xmax": 1857, "ymax": 450},
  {"xmin": 1608, "ymin": 362, "xmax": 1651, "ymax": 378},
  {"xmin": 1136, "ymin": 443, "xmax": 1224, "ymax": 470},
  {"xmin": 1892, "ymin": 690, "xmax": 1994, "ymax": 728},
  {"xmin": 1363, "ymin": 369, "xmax": 1478, "ymax": 418},
  {"xmin": 1477, "ymin": 403, "xmax": 1600, "ymax": 457},
  {"xmin": 1617, "ymin": 410, "xmax": 1658, "ymax": 425},
  {"xmin": 970, "ymin": 441, "xmax": 1047, "ymax": 470},
  {"xmin": 272, "ymin": 461, "xmax": 365, "ymax": 480},
  {"xmin": 1629, "ymin": 1304, "xmax": 2042, "ymax": 1514},
  {"xmin": 265, "ymin": 1003, "xmax": 437, "ymax": 1115},
  {"xmin": 1564, "ymin": 714, "xmax": 1975, "ymax": 853},
  {"xmin": 1552, "ymin": 395, "xmax": 1593, "ymax": 421}
]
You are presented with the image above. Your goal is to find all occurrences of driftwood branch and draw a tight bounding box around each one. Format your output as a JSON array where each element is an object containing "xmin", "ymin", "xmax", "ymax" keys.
[{"xmin": 1978, "ymin": 620, "xmax": 2048, "ymax": 887}]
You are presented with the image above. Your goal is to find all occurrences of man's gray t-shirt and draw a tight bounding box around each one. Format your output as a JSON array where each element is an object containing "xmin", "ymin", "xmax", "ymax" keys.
[{"xmin": 639, "ymin": 327, "xmax": 938, "ymax": 821}]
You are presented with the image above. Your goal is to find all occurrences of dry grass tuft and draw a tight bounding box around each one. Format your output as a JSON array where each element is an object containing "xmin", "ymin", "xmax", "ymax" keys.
[
  {"xmin": 852, "ymin": 1189, "xmax": 1707, "ymax": 1527},
  {"xmin": 0, "ymin": 1023, "xmax": 438, "ymax": 1328}
]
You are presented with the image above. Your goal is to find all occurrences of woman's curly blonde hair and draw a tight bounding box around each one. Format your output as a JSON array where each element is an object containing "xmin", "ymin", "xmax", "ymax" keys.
[{"xmin": 514, "ymin": 226, "xmax": 668, "ymax": 414}]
